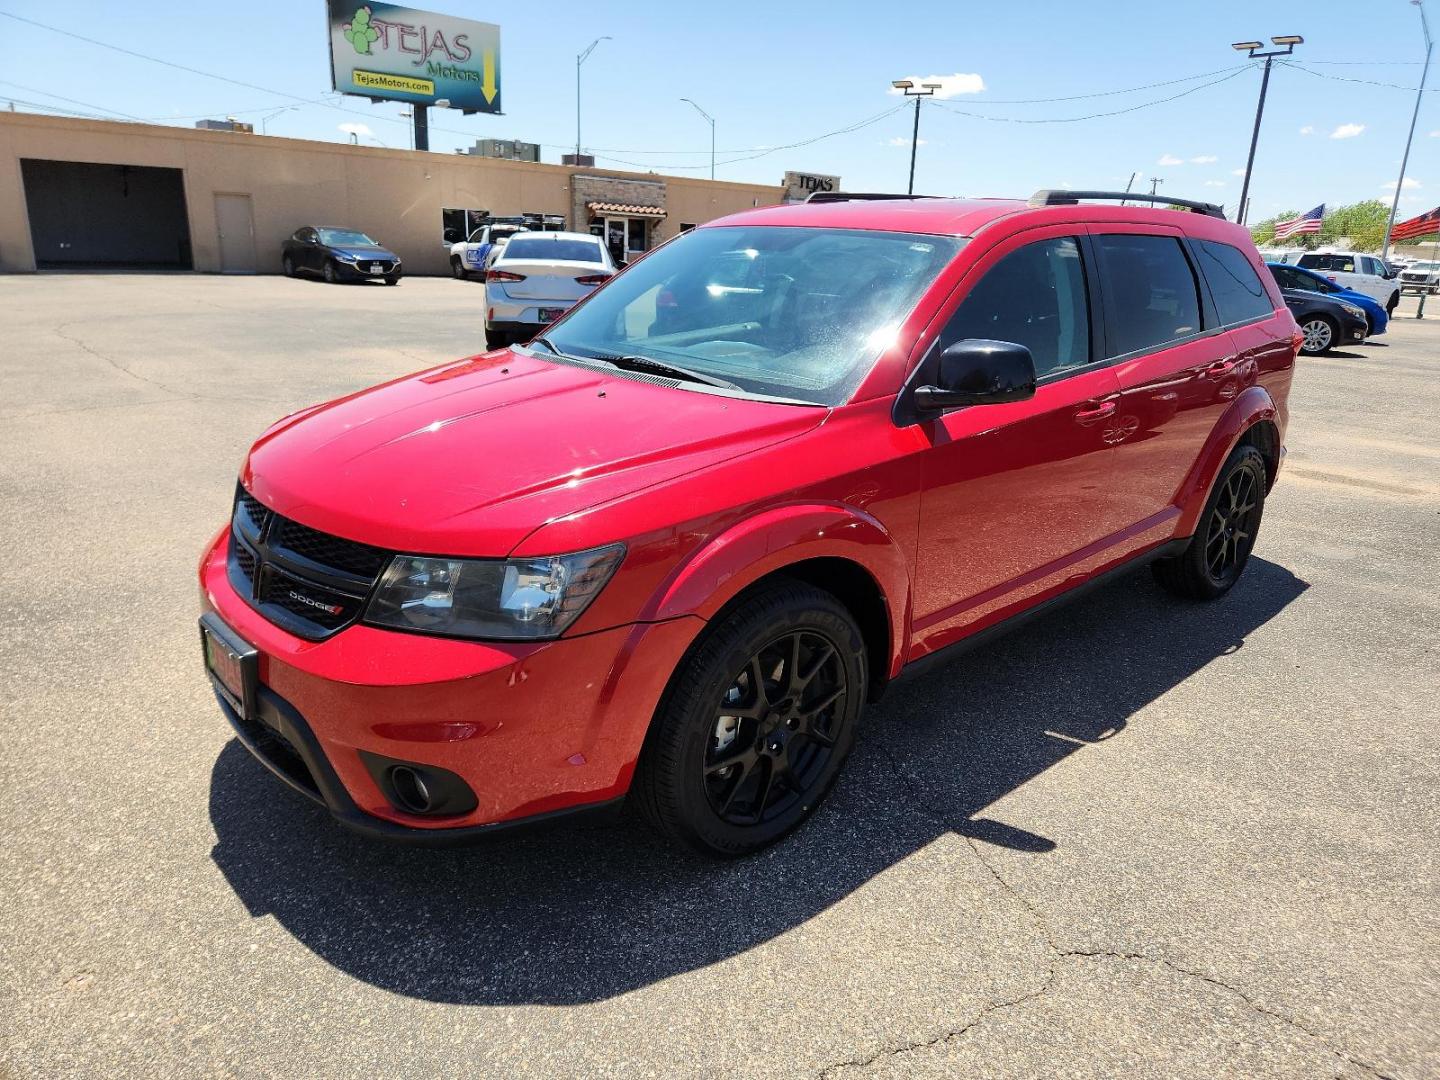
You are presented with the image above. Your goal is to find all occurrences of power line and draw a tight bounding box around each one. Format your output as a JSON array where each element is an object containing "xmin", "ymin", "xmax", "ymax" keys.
[
  {"xmin": 1278, "ymin": 61, "xmax": 1438, "ymax": 92},
  {"xmin": 931, "ymin": 67, "xmax": 1250, "ymax": 124},
  {"xmin": 0, "ymin": 80, "xmax": 148, "ymax": 121},
  {"xmin": 948, "ymin": 64, "xmax": 1249, "ymax": 105}
]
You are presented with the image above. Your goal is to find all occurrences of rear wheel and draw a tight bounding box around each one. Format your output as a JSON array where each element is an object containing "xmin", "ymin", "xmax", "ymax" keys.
[
  {"xmin": 484, "ymin": 328, "xmax": 509, "ymax": 350},
  {"xmin": 1298, "ymin": 315, "xmax": 1336, "ymax": 355},
  {"xmin": 632, "ymin": 580, "xmax": 865, "ymax": 857},
  {"xmin": 1152, "ymin": 444, "xmax": 1267, "ymax": 601},
  {"xmin": 1385, "ymin": 292, "xmax": 1399, "ymax": 315}
]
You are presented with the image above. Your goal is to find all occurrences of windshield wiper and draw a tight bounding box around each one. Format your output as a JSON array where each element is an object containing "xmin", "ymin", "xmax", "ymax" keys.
[{"xmin": 591, "ymin": 353, "xmax": 740, "ymax": 390}]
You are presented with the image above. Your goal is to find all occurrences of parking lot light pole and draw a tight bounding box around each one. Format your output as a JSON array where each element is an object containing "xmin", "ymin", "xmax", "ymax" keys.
[
  {"xmin": 576, "ymin": 37, "xmax": 611, "ymax": 160},
  {"xmin": 1382, "ymin": 0, "xmax": 1432, "ymax": 260},
  {"xmin": 891, "ymin": 80, "xmax": 941, "ymax": 195},
  {"xmin": 1232, "ymin": 35, "xmax": 1303, "ymax": 225},
  {"xmin": 680, "ymin": 98, "xmax": 716, "ymax": 179}
]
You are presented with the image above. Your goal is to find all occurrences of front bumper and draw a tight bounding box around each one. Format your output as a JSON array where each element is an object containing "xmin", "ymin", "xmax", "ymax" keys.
[
  {"xmin": 335, "ymin": 259, "xmax": 401, "ymax": 281},
  {"xmin": 199, "ymin": 528, "xmax": 701, "ymax": 840}
]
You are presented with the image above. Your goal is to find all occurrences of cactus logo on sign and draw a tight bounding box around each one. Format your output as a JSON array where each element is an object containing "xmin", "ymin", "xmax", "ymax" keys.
[{"xmin": 328, "ymin": 1, "xmax": 501, "ymax": 114}]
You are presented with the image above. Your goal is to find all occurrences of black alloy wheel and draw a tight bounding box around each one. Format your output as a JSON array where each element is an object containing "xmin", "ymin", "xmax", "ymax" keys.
[
  {"xmin": 703, "ymin": 630, "xmax": 847, "ymax": 826},
  {"xmin": 632, "ymin": 579, "xmax": 866, "ymax": 857},
  {"xmin": 1203, "ymin": 463, "xmax": 1261, "ymax": 586}
]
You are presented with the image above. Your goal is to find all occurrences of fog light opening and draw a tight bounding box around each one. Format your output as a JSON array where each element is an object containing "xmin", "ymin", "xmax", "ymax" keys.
[{"xmin": 390, "ymin": 765, "xmax": 434, "ymax": 814}]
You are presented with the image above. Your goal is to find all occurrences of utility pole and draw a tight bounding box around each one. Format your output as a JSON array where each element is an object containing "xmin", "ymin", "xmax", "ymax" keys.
[
  {"xmin": 576, "ymin": 37, "xmax": 611, "ymax": 161},
  {"xmin": 890, "ymin": 80, "xmax": 941, "ymax": 194},
  {"xmin": 1232, "ymin": 35, "xmax": 1304, "ymax": 225},
  {"xmin": 1149, "ymin": 177, "xmax": 1163, "ymax": 196},
  {"xmin": 1382, "ymin": 0, "xmax": 1432, "ymax": 260}
]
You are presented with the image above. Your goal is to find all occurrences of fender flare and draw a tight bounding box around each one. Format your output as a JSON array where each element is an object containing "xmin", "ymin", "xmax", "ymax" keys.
[
  {"xmin": 1174, "ymin": 384, "xmax": 1277, "ymax": 536},
  {"xmin": 645, "ymin": 503, "xmax": 912, "ymax": 678}
]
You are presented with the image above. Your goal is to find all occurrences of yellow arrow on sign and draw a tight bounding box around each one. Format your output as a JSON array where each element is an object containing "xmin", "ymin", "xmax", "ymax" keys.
[{"xmin": 482, "ymin": 49, "xmax": 497, "ymax": 104}]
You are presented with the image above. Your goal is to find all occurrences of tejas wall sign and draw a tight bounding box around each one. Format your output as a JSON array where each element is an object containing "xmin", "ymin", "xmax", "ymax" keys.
[{"xmin": 328, "ymin": 2, "xmax": 501, "ymax": 114}]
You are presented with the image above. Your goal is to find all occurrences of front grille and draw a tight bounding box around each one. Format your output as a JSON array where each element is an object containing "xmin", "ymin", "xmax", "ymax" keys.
[
  {"xmin": 360, "ymin": 259, "xmax": 394, "ymax": 273},
  {"xmin": 228, "ymin": 485, "xmax": 393, "ymax": 640}
]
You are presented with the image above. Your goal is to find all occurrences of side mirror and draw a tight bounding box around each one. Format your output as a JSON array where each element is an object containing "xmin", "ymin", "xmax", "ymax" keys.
[{"xmin": 913, "ymin": 339, "xmax": 1038, "ymax": 413}]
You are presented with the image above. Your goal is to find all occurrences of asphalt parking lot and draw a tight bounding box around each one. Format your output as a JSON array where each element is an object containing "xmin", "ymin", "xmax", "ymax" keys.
[{"xmin": 2, "ymin": 274, "xmax": 1437, "ymax": 1079}]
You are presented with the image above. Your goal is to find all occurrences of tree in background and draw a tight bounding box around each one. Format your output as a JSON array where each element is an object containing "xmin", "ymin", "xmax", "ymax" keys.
[{"xmin": 1251, "ymin": 200, "xmax": 1391, "ymax": 252}]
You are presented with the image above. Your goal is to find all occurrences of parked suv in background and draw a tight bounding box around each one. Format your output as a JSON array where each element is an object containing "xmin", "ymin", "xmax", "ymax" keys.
[
  {"xmin": 1294, "ymin": 251, "xmax": 1401, "ymax": 314},
  {"xmin": 1399, "ymin": 260, "xmax": 1440, "ymax": 295},
  {"xmin": 201, "ymin": 190, "xmax": 1296, "ymax": 857}
]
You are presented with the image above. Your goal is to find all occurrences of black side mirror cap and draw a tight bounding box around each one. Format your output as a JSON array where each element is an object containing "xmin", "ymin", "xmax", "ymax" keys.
[{"xmin": 913, "ymin": 338, "xmax": 1038, "ymax": 413}]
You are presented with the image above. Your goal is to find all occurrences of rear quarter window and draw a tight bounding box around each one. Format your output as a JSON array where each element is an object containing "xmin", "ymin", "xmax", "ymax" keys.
[{"xmin": 1195, "ymin": 240, "xmax": 1276, "ymax": 324}]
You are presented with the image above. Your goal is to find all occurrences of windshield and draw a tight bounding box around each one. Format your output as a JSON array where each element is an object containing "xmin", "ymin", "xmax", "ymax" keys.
[
  {"xmin": 1408, "ymin": 262, "xmax": 1440, "ymax": 272},
  {"xmin": 538, "ymin": 226, "xmax": 960, "ymax": 405},
  {"xmin": 504, "ymin": 237, "xmax": 605, "ymax": 263},
  {"xmin": 319, "ymin": 229, "xmax": 377, "ymax": 247}
]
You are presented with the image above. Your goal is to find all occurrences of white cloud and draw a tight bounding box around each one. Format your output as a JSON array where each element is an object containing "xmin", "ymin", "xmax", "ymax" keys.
[
  {"xmin": 1231, "ymin": 168, "xmax": 1246, "ymax": 177},
  {"xmin": 1299, "ymin": 125, "xmax": 1315, "ymax": 136},
  {"xmin": 886, "ymin": 136, "xmax": 928, "ymax": 147},
  {"xmin": 1430, "ymin": 130, "xmax": 1440, "ymax": 137},
  {"xmin": 1157, "ymin": 154, "xmax": 1184, "ymax": 166},
  {"xmin": 1381, "ymin": 177, "xmax": 1422, "ymax": 191},
  {"xmin": 1329, "ymin": 123, "xmax": 1365, "ymax": 140},
  {"xmin": 338, "ymin": 122, "xmax": 372, "ymax": 137},
  {"xmin": 888, "ymin": 73, "xmax": 985, "ymax": 99},
  {"xmin": 1203, "ymin": 180, "xmax": 1226, "ymax": 187},
  {"xmin": 1190, "ymin": 155, "xmax": 1218, "ymax": 164}
]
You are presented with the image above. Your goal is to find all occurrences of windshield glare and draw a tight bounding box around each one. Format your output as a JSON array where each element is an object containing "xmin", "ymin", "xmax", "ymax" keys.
[
  {"xmin": 319, "ymin": 229, "xmax": 377, "ymax": 247},
  {"xmin": 539, "ymin": 226, "xmax": 961, "ymax": 405}
]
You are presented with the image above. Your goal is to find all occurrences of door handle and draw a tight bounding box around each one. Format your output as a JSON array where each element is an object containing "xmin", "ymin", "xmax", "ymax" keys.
[
  {"xmin": 1205, "ymin": 358, "xmax": 1237, "ymax": 379},
  {"xmin": 1074, "ymin": 400, "xmax": 1117, "ymax": 425}
]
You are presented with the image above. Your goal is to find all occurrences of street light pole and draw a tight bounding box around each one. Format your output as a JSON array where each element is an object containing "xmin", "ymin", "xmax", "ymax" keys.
[
  {"xmin": 1382, "ymin": 0, "xmax": 1432, "ymax": 260},
  {"xmin": 680, "ymin": 98, "xmax": 716, "ymax": 179},
  {"xmin": 576, "ymin": 36, "xmax": 611, "ymax": 160},
  {"xmin": 1232, "ymin": 35, "xmax": 1303, "ymax": 225},
  {"xmin": 891, "ymin": 80, "xmax": 941, "ymax": 195}
]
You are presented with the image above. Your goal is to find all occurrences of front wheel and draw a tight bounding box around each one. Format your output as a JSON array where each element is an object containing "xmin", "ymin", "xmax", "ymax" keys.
[
  {"xmin": 322, "ymin": 260, "xmax": 338, "ymax": 284},
  {"xmin": 384, "ymin": 274, "xmax": 400, "ymax": 286},
  {"xmin": 282, "ymin": 255, "xmax": 295, "ymax": 278},
  {"xmin": 1298, "ymin": 315, "xmax": 1336, "ymax": 355},
  {"xmin": 1152, "ymin": 444, "xmax": 1267, "ymax": 601},
  {"xmin": 451, "ymin": 257, "xmax": 467, "ymax": 280},
  {"xmin": 632, "ymin": 580, "xmax": 866, "ymax": 857}
]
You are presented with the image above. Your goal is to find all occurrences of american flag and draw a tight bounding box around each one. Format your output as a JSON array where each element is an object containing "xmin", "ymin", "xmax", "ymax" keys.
[
  {"xmin": 1273, "ymin": 205, "xmax": 1325, "ymax": 240},
  {"xmin": 1392, "ymin": 206, "xmax": 1440, "ymax": 244}
]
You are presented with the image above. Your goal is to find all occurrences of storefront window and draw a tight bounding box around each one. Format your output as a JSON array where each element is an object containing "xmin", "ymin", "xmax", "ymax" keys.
[{"xmin": 628, "ymin": 218, "xmax": 648, "ymax": 254}]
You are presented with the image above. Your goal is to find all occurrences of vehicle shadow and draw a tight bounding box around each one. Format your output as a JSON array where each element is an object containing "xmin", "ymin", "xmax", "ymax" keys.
[{"xmin": 209, "ymin": 557, "xmax": 1307, "ymax": 1005}]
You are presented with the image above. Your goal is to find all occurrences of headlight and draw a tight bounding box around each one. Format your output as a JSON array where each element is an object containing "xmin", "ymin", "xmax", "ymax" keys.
[
  {"xmin": 336, "ymin": 253, "xmax": 357, "ymax": 263},
  {"xmin": 1340, "ymin": 302, "xmax": 1365, "ymax": 319},
  {"xmin": 364, "ymin": 544, "xmax": 625, "ymax": 641}
]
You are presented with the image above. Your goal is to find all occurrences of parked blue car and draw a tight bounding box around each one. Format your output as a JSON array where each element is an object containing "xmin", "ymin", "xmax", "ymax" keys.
[{"xmin": 1266, "ymin": 262, "xmax": 1387, "ymax": 337}]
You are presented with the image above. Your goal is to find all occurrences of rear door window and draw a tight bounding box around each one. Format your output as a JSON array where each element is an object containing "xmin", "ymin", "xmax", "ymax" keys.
[
  {"xmin": 1195, "ymin": 240, "xmax": 1275, "ymax": 324},
  {"xmin": 1094, "ymin": 234, "xmax": 1203, "ymax": 357},
  {"xmin": 940, "ymin": 237, "xmax": 1092, "ymax": 378}
]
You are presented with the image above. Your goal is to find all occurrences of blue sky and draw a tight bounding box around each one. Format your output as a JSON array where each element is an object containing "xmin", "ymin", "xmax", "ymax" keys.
[{"xmin": 0, "ymin": 0, "xmax": 1433, "ymax": 222}]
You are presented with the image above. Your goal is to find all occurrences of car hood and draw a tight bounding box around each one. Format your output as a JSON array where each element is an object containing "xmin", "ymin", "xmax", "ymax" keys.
[
  {"xmin": 333, "ymin": 246, "xmax": 398, "ymax": 261},
  {"xmin": 243, "ymin": 352, "xmax": 825, "ymax": 557}
]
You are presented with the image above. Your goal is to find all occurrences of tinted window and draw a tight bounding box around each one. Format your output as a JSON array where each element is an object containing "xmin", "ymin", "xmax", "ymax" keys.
[
  {"xmin": 1095, "ymin": 235, "xmax": 1203, "ymax": 357},
  {"xmin": 1269, "ymin": 264, "xmax": 1323, "ymax": 293},
  {"xmin": 940, "ymin": 237, "xmax": 1091, "ymax": 377},
  {"xmin": 1196, "ymin": 241, "xmax": 1275, "ymax": 324},
  {"xmin": 542, "ymin": 226, "xmax": 960, "ymax": 405},
  {"xmin": 504, "ymin": 237, "xmax": 604, "ymax": 263}
]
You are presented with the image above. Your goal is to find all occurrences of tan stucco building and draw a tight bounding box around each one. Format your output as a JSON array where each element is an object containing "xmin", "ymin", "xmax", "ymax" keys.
[{"xmin": 0, "ymin": 111, "xmax": 787, "ymax": 276}]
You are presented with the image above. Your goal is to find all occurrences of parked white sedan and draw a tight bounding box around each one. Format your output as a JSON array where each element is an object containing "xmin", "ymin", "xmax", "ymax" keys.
[{"xmin": 483, "ymin": 231, "xmax": 616, "ymax": 349}]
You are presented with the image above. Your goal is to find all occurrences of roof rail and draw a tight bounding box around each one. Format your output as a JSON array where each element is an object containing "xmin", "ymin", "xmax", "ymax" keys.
[
  {"xmin": 1028, "ymin": 189, "xmax": 1228, "ymax": 220},
  {"xmin": 804, "ymin": 191, "xmax": 940, "ymax": 204}
]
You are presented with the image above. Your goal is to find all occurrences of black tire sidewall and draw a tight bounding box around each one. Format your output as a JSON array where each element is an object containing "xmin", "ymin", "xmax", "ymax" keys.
[
  {"xmin": 1188, "ymin": 445, "xmax": 1267, "ymax": 595},
  {"xmin": 648, "ymin": 584, "xmax": 866, "ymax": 857}
]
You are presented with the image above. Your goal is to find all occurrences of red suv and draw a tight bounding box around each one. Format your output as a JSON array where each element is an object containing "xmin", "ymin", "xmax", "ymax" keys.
[{"xmin": 200, "ymin": 190, "xmax": 1296, "ymax": 856}]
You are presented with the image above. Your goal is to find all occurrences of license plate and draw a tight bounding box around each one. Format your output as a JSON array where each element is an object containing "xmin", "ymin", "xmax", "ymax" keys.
[
  {"xmin": 539, "ymin": 307, "xmax": 565, "ymax": 323},
  {"xmin": 200, "ymin": 613, "xmax": 258, "ymax": 720},
  {"xmin": 369, "ymin": 263, "xmax": 382, "ymax": 274}
]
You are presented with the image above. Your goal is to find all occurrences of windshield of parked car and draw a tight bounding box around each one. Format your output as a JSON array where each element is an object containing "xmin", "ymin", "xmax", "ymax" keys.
[
  {"xmin": 538, "ymin": 226, "xmax": 961, "ymax": 405},
  {"xmin": 318, "ymin": 229, "xmax": 377, "ymax": 247},
  {"xmin": 503, "ymin": 237, "xmax": 605, "ymax": 263},
  {"xmin": 1408, "ymin": 261, "xmax": 1440, "ymax": 272}
]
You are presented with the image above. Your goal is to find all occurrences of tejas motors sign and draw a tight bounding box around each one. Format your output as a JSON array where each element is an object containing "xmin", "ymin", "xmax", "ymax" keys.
[{"xmin": 328, "ymin": 2, "xmax": 501, "ymax": 114}]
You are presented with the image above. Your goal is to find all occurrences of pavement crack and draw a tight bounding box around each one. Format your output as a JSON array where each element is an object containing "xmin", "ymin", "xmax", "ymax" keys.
[{"xmin": 52, "ymin": 320, "xmax": 187, "ymax": 398}]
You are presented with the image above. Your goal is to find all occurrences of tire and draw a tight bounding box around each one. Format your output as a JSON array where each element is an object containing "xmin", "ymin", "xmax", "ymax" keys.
[
  {"xmin": 282, "ymin": 255, "xmax": 295, "ymax": 278},
  {"xmin": 631, "ymin": 579, "xmax": 866, "ymax": 857},
  {"xmin": 1385, "ymin": 292, "xmax": 1399, "ymax": 315},
  {"xmin": 1364, "ymin": 315, "xmax": 1374, "ymax": 339},
  {"xmin": 484, "ymin": 328, "xmax": 508, "ymax": 350},
  {"xmin": 384, "ymin": 274, "xmax": 400, "ymax": 286},
  {"xmin": 322, "ymin": 260, "xmax": 338, "ymax": 284},
  {"xmin": 1297, "ymin": 314, "xmax": 1336, "ymax": 355},
  {"xmin": 1152, "ymin": 443, "xmax": 1267, "ymax": 601},
  {"xmin": 451, "ymin": 256, "xmax": 467, "ymax": 280}
]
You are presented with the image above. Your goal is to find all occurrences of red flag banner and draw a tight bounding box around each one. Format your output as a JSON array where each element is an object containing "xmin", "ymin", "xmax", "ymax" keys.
[{"xmin": 1392, "ymin": 206, "xmax": 1440, "ymax": 244}]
